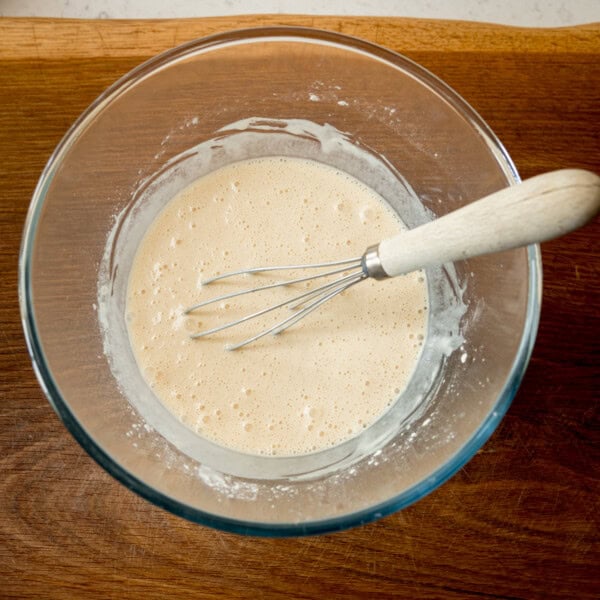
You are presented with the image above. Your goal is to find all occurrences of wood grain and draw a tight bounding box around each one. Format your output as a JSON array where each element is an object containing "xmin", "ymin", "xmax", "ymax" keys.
[
  {"xmin": 1, "ymin": 16, "xmax": 599, "ymax": 600},
  {"xmin": 1, "ymin": 16, "xmax": 598, "ymax": 59}
]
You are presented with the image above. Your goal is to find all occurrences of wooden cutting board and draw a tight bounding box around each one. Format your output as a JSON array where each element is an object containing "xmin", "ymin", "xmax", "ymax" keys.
[{"xmin": 1, "ymin": 16, "xmax": 598, "ymax": 599}]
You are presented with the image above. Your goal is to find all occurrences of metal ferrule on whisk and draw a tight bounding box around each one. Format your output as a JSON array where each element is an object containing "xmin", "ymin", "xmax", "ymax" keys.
[{"xmin": 361, "ymin": 244, "xmax": 389, "ymax": 280}]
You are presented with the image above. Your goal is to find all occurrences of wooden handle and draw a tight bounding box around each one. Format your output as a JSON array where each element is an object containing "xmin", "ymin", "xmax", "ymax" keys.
[{"xmin": 378, "ymin": 169, "xmax": 600, "ymax": 278}]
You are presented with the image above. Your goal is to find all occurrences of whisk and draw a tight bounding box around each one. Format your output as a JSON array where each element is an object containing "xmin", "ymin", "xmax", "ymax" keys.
[{"xmin": 185, "ymin": 169, "xmax": 600, "ymax": 350}]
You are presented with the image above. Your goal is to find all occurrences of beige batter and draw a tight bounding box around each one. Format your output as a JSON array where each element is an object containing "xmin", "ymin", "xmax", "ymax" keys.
[{"xmin": 126, "ymin": 157, "xmax": 428, "ymax": 456}]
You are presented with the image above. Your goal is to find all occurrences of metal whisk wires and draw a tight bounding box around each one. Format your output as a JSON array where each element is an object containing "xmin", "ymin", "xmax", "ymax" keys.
[{"xmin": 185, "ymin": 257, "xmax": 366, "ymax": 350}]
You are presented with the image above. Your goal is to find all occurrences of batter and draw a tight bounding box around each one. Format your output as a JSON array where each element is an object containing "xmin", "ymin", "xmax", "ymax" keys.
[{"xmin": 126, "ymin": 157, "xmax": 428, "ymax": 456}]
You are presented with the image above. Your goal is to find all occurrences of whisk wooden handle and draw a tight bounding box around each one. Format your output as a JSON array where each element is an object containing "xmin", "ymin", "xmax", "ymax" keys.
[{"xmin": 377, "ymin": 169, "xmax": 600, "ymax": 278}]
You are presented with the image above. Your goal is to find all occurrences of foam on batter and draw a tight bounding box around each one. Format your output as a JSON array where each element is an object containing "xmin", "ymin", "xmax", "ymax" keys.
[{"xmin": 126, "ymin": 157, "xmax": 428, "ymax": 456}]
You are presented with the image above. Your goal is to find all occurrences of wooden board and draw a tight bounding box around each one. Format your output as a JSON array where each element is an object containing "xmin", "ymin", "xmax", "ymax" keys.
[{"xmin": 1, "ymin": 16, "xmax": 598, "ymax": 599}]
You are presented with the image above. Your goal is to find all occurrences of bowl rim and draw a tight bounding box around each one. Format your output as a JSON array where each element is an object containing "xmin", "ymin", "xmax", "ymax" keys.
[{"xmin": 18, "ymin": 25, "xmax": 541, "ymax": 537}]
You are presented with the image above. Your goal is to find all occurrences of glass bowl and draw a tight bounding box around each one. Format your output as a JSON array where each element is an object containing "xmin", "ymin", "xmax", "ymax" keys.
[{"xmin": 19, "ymin": 27, "xmax": 540, "ymax": 536}]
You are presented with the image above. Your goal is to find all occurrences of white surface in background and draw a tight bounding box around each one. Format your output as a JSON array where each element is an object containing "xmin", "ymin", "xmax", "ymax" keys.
[{"xmin": 1, "ymin": 0, "xmax": 599, "ymax": 27}]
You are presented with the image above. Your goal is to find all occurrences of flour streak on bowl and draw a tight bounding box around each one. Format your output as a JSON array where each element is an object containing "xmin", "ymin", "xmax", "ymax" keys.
[{"xmin": 98, "ymin": 117, "xmax": 467, "ymax": 480}]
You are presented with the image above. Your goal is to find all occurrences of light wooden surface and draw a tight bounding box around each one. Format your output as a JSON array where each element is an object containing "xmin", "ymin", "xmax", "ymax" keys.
[
  {"xmin": 1, "ymin": 16, "xmax": 598, "ymax": 58},
  {"xmin": 1, "ymin": 16, "xmax": 599, "ymax": 599}
]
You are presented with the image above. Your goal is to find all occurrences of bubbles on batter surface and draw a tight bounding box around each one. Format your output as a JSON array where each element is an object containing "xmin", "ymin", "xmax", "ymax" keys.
[{"xmin": 126, "ymin": 156, "xmax": 429, "ymax": 456}]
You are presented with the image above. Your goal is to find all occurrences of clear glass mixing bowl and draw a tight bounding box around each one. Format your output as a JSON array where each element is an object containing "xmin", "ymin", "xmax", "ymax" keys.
[{"xmin": 19, "ymin": 27, "xmax": 540, "ymax": 536}]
